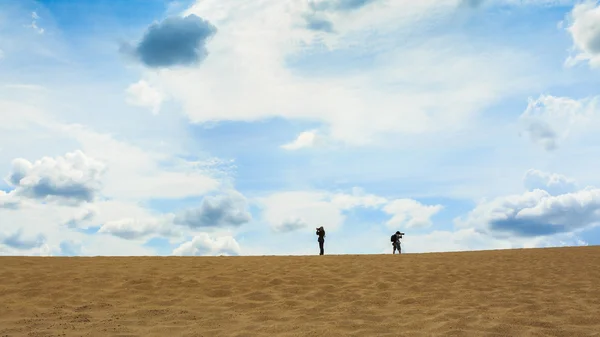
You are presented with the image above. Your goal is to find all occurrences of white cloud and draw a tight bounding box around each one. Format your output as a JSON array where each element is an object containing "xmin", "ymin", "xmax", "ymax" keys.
[
  {"xmin": 0, "ymin": 228, "xmax": 46, "ymax": 250},
  {"xmin": 125, "ymin": 80, "xmax": 164, "ymax": 115},
  {"xmin": 259, "ymin": 191, "xmax": 345, "ymax": 232},
  {"xmin": 260, "ymin": 188, "xmax": 439, "ymax": 233},
  {"xmin": 277, "ymin": 216, "xmax": 310, "ymax": 233},
  {"xmin": 523, "ymin": 169, "xmax": 578, "ymax": 195},
  {"xmin": 172, "ymin": 233, "xmax": 241, "ymax": 256},
  {"xmin": 173, "ymin": 190, "xmax": 252, "ymax": 229},
  {"xmin": 64, "ymin": 206, "xmax": 97, "ymax": 228},
  {"xmin": 522, "ymin": 231, "xmax": 589, "ymax": 249},
  {"xmin": 399, "ymin": 226, "xmax": 588, "ymax": 254},
  {"xmin": 0, "ymin": 198, "xmax": 169, "ymax": 256},
  {"xmin": 565, "ymin": 1, "xmax": 600, "ymax": 68},
  {"xmin": 383, "ymin": 199, "xmax": 443, "ymax": 229},
  {"xmin": 280, "ymin": 130, "xmax": 323, "ymax": 150},
  {"xmin": 3, "ymin": 84, "xmax": 47, "ymax": 91},
  {"xmin": 330, "ymin": 187, "xmax": 387, "ymax": 209},
  {"xmin": 26, "ymin": 11, "xmax": 44, "ymax": 34},
  {"xmin": 519, "ymin": 95, "xmax": 599, "ymax": 151},
  {"xmin": 400, "ymin": 228, "xmax": 513, "ymax": 254},
  {"xmin": 56, "ymin": 124, "xmax": 221, "ymax": 200},
  {"xmin": 5, "ymin": 150, "xmax": 106, "ymax": 204},
  {"xmin": 0, "ymin": 190, "xmax": 19, "ymax": 209},
  {"xmin": 98, "ymin": 216, "xmax": 181, "ymax": 240},
  {"xmin": 455, "ymin": 187, "xmax": 600, "ymax": 238},
  {"xmin": 145, "ymin": 0, "xmax": 542, "ymax": 146},
  {"xmin": 259, "ymin": 188, "xmax": 386, "ymax": 233}
]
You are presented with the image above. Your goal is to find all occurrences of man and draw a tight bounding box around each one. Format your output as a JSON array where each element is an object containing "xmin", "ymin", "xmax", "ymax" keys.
[
  {"xmin": 391, "ymin": 231, "xmax": 403, "ymax": 254},
  {"xmin": 316, "ymin": 226, "xmax": 325, "ymax": 255}
]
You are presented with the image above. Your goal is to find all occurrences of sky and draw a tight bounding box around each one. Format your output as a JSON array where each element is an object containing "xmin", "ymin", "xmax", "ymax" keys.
[{"xmin": 1, "ymin": 0, "xmax": 600, "ymax": 256}]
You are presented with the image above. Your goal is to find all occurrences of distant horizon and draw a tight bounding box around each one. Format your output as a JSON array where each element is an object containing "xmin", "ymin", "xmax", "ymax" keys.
[
  {"xmin": 0, "ymin": 244, "xmax": 596, "ymax": 257},
  {"xmin": 2, "ymin": 0, "xmax": 600, "ymax": 256}
]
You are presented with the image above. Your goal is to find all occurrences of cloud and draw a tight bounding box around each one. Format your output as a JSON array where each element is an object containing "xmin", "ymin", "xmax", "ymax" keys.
[
  {"xmin": 519, "ymin": 95, "xmax": 599, "ymax": 151},
  {"xmin": 58, "ymin": 124, "xmax": 220, "ymax": 200},
  {"xmin": 59, "ymin": 239, "xmax": 84, "ymax": 256},
  {"xmin": 172, "ymin": 233, "xmax": 241, "ymax": 256},
  {"xmin": 309, "ymin": 0, "xmax": 379, "ymax": 12},
  {"xmin": 125, "ymin": 80, "xmax": 164, "ymax": 114},
  {"xmin": 260, "ymin": 188, "xmax": 387, "ymax": 233},
  {"xmin": 524, "ymin": 169, "xmax": 578, "ymax": 195},
  {"xmin": 304, "ymin": 15, "xmax": 334, "ymax": 32},
  {"xmin": 0, "ymin": 190, "xmax": 20, "ymax": 209},
  {"xmin": 524, "ymin": 120, "xmax": 558, "ymax": 151},
  {"xmin": 522, "ymin": 231, "xmax": 589, "ymax": 249},
  {"xmin": 330, "ymin": 187, "xmax": 387, "ymax": 209},
  {"xmin": 5, "ymin": 150, "xmax": 106, "ymax": 204},
  {"xmin": 565, "ymin": 1, "xmax": 600, "ymax": 68},
  {"xmin": 383, "ymin": 199, "xmax": 443, "ymax": 229},
  {"xmin": 64, "ymin": 207, "xmax": 97, "ymax": 228},
  {"xmin": 126, "ymin": 14, "xmax": 217, "ymax": 68},
  {"xmin": 174, "ymin": 191, "xmax": 252, "ymax": 229},
  {"xmin": 260, "ymin": 191, "xmax": 345, "ymax": 232},
  {"xmin": 26, "ymin": 11, "xmax": 44, "ymax": 34},
  {"xmin": 456, "ymin": 187, "xmax": 600, "ymax": 237},
  {"xmin": 460, "ymin": 0, "xmax": 485, "ymax": 7},
  {"xmin": 276, "ymin": 216, "xmax": 310, "ymax": 233},
  {"xmin": 98, "ymin": 216, "xmax": 181, "ymax": 240},
  {"xmin": 157, "ymin": 0, "xmax": 542, "ymax": 146},
  {"xmin": 280, "ymin": 130, "xmax": 324, "ymax": 150},
  {"xmin": 398, "ymin": 227, "xmax": 589, "ymax": 254},
  {"xmin": 1, "ymin": 229, "xmax": 46, "ymax": 250}
]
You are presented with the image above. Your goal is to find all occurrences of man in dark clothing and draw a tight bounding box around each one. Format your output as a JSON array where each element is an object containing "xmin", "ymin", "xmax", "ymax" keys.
[
  {"xmin": 316, "ymin": 226, "xmax": 325, "ymax": 255},
  {"xmin": 391, "ymin": 231, "xmax": 403, "ymax": 254}
]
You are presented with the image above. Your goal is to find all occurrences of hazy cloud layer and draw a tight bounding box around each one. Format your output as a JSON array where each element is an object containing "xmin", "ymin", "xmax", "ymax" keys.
[
  {"xmin": 524, "ymin": 169, "xmax": 578, "ymax": 196},
  {"xmin": 172, "ymin": 233, "xmax": 241, "ymax": 256},
  {"xmin": 1, "ymin": 229, "xmax": 46, "ymax": 250}
]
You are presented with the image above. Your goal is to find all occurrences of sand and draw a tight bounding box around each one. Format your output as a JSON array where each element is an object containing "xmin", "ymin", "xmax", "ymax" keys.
[{"xmin": 1, "ymin": 246, "xmax": 599, "ymax": 337}]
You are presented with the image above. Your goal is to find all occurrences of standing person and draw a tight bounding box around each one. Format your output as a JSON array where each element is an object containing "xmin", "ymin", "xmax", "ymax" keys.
[
  {"xmin": 390, "ymin": 231, "xmax": 404, "ymax": 254},
  {"xmin": 316, "ymin": 226, "xmax": 325, "ymax": 255}
]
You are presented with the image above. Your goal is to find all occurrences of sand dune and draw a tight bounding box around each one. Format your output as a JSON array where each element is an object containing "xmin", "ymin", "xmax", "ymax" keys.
[{"xmin": 1, "ymin": 246, "xmax": 600, "ymax": 336}]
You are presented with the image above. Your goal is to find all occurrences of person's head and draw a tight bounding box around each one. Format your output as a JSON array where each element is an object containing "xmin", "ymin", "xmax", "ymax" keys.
[{"xmin": 396, "ymin": 231, "xmax": 400, "ymax": 235}]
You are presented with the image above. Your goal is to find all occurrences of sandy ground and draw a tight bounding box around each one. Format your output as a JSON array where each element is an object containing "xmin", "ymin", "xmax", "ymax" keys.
[{"xmin": 1, "ymin": 246, "xmax": 600, "ymax": 337}]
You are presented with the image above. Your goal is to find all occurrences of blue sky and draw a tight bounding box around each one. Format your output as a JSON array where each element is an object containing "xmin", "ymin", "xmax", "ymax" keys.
[{"xmin": 1, "ymin": 0, "xmax": 600, "ymax": 256}]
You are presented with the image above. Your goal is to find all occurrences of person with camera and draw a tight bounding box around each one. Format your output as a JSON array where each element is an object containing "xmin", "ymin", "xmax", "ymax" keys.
[
  {"xmin": 390, "ymin": 231, "xmax": 404, "ymax": 254},
  {"xmin": 316, "ymin": 226, "xmax": 326, "ymax": 255}
]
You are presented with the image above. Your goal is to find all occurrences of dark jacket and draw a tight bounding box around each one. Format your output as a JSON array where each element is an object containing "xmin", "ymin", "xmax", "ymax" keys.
[{"xmin": 316, "ymin": 228, "xmax": 325, "ymax": 242}]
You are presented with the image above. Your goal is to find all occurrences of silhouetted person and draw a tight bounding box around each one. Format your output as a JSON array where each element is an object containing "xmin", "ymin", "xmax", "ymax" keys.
[
  {"xmin": 391, "ymin": 231, "xmax": 404, "ymax": 254},
  {"xmin": 316, "ymin": 226, "xmax": 325, "ymax": 255}
]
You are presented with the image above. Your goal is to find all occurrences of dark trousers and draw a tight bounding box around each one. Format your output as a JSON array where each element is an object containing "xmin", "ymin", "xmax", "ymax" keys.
[{"xmin": 318, "ymin": 240, "xmax": 324, "ymax": 255}]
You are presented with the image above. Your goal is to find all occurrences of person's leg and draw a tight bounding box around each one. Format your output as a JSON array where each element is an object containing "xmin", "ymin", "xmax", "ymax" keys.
[{"xmin": 319, "ymin": 241, "xmax": 324, "ymax": 255}]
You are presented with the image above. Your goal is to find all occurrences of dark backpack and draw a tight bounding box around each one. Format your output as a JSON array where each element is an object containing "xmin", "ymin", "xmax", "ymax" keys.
[{"xmin": 390, "ymin": 234, "xmax": 395, "ymax": 242}]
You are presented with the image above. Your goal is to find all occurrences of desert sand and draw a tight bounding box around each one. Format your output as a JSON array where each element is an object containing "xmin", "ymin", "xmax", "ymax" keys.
[{"xmin": 1, "ymin": 246, "xmax": 599, "ymax": 337}]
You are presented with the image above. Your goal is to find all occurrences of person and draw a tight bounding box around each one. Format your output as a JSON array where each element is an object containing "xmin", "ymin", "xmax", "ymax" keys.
[
  {"xmin": 390, "ymin": 231, "xmax": 404, "ymax": 254},
  {"xmin": 316, "ymin": 226, "xmax": 325, "ymax": 255}
]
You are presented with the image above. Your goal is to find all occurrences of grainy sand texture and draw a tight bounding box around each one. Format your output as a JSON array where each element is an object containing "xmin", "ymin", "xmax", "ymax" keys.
[{"xmin": 1, "ymin": 246, "xmax": 600, "ymax": 337}]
